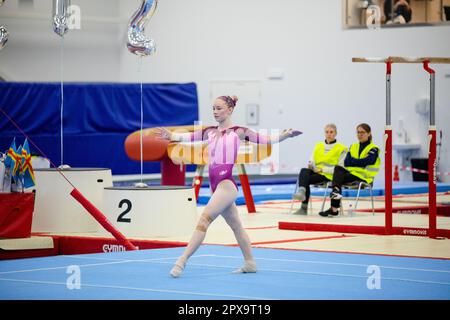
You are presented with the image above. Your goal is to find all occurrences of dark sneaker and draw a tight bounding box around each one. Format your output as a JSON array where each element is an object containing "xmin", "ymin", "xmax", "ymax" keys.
[
  {"xmin": 319, "ymin": 208, "xmax": 339, "ymax": 217},
  {"xmin": 329, "ymin": 209, "xmax": 339, "ymax": 216}
]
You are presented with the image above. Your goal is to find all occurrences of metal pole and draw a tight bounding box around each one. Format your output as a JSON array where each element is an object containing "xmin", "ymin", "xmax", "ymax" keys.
[
  {"xmin": 386, "ymin": 61, "xmax": 392, "ymax": 126},
  {"xmin": 385, "ymin": 61, "xmax": 393, "ymax": 235}
]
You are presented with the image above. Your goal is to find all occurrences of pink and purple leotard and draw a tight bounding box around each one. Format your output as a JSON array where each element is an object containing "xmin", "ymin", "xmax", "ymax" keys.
[{"xmin": 186, "ymin": 126, "xmax": 271, "ymax": 193}]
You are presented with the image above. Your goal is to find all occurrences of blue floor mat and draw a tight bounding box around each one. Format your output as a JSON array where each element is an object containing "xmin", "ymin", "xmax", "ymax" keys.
[{"xmin": 1, "ymin": 246, "xmax": 449, "ymax": 300}]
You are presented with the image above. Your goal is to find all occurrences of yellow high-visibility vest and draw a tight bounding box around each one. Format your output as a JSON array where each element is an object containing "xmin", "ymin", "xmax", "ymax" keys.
[
  {"xmin": 313, "ymin": 142, "xmax": 348, "ymax": 180},
  {"xmin": 345, "ymin": 142, "xmax": 381, "ymax": 184}
]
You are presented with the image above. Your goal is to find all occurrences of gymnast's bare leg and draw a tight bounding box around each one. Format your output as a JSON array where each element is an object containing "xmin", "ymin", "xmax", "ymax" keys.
[
  {"xmin": 222, "ymin": 202, "xmax": 257, "ymax": 273},
  {"xmin": 170, "ymin": 180, "xmax": 239, "ymax": 277}
]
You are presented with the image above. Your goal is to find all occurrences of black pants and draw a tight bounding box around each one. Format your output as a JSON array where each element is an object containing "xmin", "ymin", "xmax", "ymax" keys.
[
  {"xmin": 297, "ymin": 168, "xmax": 330, "ymax": 204},
  {"xmin": 330, "ymin": 165, "xmax": 365, "ymax": 208}
]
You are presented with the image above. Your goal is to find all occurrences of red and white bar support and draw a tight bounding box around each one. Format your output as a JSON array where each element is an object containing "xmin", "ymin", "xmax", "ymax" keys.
[
  {"xmin": 423, "ymin": 60, "xmax": 437, "ymax": 239},
  {"xmin": 352, "ymin": 57, "xmax": 450, "ymax": 239}
]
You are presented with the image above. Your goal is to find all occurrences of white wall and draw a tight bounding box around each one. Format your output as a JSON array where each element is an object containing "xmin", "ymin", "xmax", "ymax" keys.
[
  {"xmin": 0, "ymin": 0, "xmax": 121, "ymax": 81},
  {"xmin": 1, "ymin": 0, "xmax": 449, "ymax": 182}
]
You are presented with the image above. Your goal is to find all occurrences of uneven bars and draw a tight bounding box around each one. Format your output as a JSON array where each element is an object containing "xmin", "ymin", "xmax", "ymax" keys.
[{"xmin": 352, "ymin": 57, "xmax": 450, "ymax": 64}]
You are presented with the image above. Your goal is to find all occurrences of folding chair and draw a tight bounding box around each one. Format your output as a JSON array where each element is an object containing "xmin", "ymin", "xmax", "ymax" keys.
[
  {"xmin": 340, "ymin": 180, "xmax": 375, "ymax": 216},
  {"xmin": 289, "ymin": 177, "xmax": 331, "ymax": 214},
  {"xmin": 318, "ymin": 181, "xmax": 344, "ymax": 216}
]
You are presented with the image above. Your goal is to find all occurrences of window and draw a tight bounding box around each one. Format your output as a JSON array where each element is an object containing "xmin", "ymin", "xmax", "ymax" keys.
[{"xmin": 343, "ymin": 0, "xmax": 450, "ymax": 28}]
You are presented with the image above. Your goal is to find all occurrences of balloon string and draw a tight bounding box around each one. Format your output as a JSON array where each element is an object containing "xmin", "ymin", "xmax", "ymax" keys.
[
  {"xmin": 139, "ymin": 56, "xmax": 144, "ymax": 184},
  {"xmin": 60, "ymin": 35, "xmax": 64, "ymax": 167}
]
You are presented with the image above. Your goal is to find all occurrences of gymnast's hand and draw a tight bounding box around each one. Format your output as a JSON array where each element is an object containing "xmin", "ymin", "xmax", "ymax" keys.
[
  {"xmin": 284, "ymin": 129, "xmax": 302, "ymax": 138},
  {"xmin": 154, "ymin": 127, "xmax": 172, "ymax": 140}
]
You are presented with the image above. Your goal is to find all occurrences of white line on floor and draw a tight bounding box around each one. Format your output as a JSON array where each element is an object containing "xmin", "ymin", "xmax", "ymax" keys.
[
  {"xmin": 0, "ymin": 278, "xmax": 270, "ymax": 300},
  {"xmin": 0, "ymin": 255, "xmax": 209, "ymax": 275},
  {"xmin": 159, "ymin": 261, "xmax": 450, "ymax": 286},
  {"xmin": 205, "ymin": 254, "xmax": 450, "ymax": 274}
]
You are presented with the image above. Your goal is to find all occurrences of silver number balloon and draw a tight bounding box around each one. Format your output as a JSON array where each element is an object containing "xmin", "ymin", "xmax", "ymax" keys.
[
  {"xmin": 52, "ymin": 0, "xmax": 71, "ymax": 37},
  {"xmin": 127, "ymin": 0, "xmax": 158, "ymax": 56},
  {"xmin": 0, "ymin": 0, "xmax": 7, "ymax": 51}
]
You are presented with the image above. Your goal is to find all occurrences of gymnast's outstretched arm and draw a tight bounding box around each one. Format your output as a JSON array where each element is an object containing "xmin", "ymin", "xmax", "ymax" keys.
[
  {"xmin": 236, "ymin": 127, "xmax": 302, "ymax": 144},
  {"xmin": 154, "ymin": 127, "xmax": 213, "ymax": 142}
]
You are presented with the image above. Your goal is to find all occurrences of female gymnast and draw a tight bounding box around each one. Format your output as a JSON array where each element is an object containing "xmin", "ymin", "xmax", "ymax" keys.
[{"xmin": 155, "ymin": 95, "xmax": 302, "ymax": 277}]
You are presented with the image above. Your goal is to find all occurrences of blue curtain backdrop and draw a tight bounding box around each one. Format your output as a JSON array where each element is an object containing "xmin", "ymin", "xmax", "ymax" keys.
[{"xmin": 0, "ymin": 82, "xmax": 198, "ymax": 175}]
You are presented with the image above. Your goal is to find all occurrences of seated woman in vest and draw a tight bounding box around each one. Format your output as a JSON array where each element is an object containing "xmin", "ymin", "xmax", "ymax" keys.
[
  {"xmin": 292, "ymin": 124, "xmax": 347, "ymax": 215},
  {"xmin": 319, "ymin": 123, "xmax": 380, "ymax": 217}
]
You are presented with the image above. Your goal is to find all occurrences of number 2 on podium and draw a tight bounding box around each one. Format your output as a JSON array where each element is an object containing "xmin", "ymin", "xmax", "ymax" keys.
[{"xmin": 117, "ymin": 199, "xmax": 132, "ymax": 223}]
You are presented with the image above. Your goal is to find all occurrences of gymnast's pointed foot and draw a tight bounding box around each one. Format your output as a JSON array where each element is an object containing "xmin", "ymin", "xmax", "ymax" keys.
[
  {"xmin": 233, "ymin": 260, "xmax": 257, "ymax": 274},
  {"xmin": 170, "ymin": 256, "xmax": 187, "ymax": 278}
]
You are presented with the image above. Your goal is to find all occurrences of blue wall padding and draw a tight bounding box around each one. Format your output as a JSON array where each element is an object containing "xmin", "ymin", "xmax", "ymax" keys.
[{"xmin": 0, "ymin": 82, "xmax": 199, "ymax": 174}]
